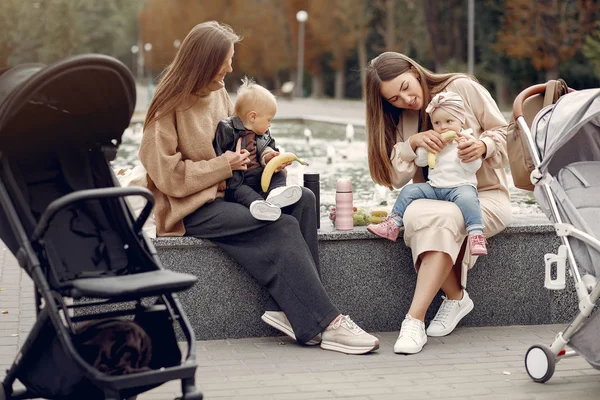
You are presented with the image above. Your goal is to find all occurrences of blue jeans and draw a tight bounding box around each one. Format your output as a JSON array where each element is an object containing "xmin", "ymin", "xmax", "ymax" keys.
[{"xmin": 391, "ymin": 183, "xmax": 484, "ymax": 234}]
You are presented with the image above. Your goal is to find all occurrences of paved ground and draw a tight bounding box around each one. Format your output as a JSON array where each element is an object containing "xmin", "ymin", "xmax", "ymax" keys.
[{"xmin": 1, "ymin": 242, "xmax": 600, "ymax": 400}]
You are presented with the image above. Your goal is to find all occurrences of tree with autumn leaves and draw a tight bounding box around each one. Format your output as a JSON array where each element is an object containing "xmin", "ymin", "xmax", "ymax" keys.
[
  {"xmin": 494, "ymin": 0, "xmax": 599, "ymax": 81},
  {"xmin": 2, "ymin": 0, "xmax": 600, "ymax": 105}
]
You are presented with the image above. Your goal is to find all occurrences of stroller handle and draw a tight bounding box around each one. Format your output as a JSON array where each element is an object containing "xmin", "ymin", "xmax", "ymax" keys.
[
  {"xmin": 512, "ymin": 83, "xmax": 548, "ymax": 120},
  {"xmin": 513, "ymin": 81, "xmax": 574, "ymax": 120},
  {"xmin": 31, "ymin": 187, "xmax": 154, "ymax": 242}
]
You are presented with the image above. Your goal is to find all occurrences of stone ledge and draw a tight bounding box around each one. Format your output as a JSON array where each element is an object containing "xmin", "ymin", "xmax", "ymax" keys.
[
  {"xmin": 154, "ymin": 213, "xmax": 577, "ymax": 341},
  {"xmin": 153, "ymin": 213, "xmax": 556, "ymax": 248}
]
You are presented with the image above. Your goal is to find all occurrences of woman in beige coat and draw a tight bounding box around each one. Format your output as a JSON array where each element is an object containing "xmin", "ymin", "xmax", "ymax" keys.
[
  {"xmin": 365, "ymin": 52, "xmax": 512, "ymax": 354},
  {"xmin": 140, "ymin": 21, "xmax": 379, "ymax": 355}
]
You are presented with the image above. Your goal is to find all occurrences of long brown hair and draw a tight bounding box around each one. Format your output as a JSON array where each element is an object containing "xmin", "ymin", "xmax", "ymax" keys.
[
  {"xmin": 144, "ymin": 21, "xmax": 241, "ymax": 128},
  {"xmin": 365, "ymin": 52, "xmax": 475, "ymax": 188}
]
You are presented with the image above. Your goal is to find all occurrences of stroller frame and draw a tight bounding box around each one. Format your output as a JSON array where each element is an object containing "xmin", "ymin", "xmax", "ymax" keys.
[
  {"xmin": 0, "ymin": 152, "xmax": 202, "ymax": 400},
  {"xmin": 0, "ymin": 151, "xmax": 202, "ymax": 400},
  {"xmin": 0, "ymin": 55, "xmax": 203, "ymax": 400},
  {"xmin": 513, "ymin": 84, "xmax": 600, "ymax": 383}
]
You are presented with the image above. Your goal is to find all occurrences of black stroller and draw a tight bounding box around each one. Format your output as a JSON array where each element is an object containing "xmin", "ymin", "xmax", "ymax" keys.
[{"xmin": 0, "ymin": 55, "xmax": 201, "ymax": 399}]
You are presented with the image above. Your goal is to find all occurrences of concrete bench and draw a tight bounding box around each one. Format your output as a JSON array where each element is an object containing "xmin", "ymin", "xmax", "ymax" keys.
[{"xmin": 153, "ymin": 214, "xmax": 577, "ymax": 341}]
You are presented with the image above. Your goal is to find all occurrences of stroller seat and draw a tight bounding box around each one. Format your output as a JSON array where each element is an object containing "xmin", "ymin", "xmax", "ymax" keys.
[{"xmin": 66, "ymin": 269, "xmax": 197, "ymax": 299}]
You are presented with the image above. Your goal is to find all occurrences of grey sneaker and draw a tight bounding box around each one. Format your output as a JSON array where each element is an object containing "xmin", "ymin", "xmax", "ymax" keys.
[
  {"xmin": 426, "ymin": 290, "xmax": 474, "ymax": 337},
  {"xmin": 321, "ymin": 315, "xmax": 379, "ymax": 355},
  {"xmin": 250, "ymin": 200, "xmax": 281, "ymax": 221},
  {"xmin": 261, "ymin": 311, "xmax": 321, "ymax": 345}
]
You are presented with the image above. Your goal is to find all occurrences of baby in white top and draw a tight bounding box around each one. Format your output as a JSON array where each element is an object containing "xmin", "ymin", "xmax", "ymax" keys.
[{"xmin": 368, "ymin": 91, "xmax": 487, "ymax": 256}]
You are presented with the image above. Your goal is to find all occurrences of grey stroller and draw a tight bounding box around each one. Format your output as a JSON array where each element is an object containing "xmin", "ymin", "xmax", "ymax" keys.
[{"xmin": 513, "ymin": 85, "xmax": 600, "ymax": 383}]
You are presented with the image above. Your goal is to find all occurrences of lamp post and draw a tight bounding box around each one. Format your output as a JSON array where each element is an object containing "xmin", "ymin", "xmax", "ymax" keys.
[
  {"xmin": 144, "ymin": 42, "xmax": 153, "ymax": 80},
  {"xmin": 467, "ymin": 0, "xmax": 474, "ymax": 75},
  {"xmin": 296, "ymin": 10, "xmax": 308, "ymax": 98},
  {"xmin": 144, "ymin": 43, "xmax": 153, "ymax": 106},
  {"xmin": 173, "ymin": 39, "xmax": 181, "ymax": 58},
  {"xmin": 130, "ymin": 45, "xmax": 139, "ymax": 80}
]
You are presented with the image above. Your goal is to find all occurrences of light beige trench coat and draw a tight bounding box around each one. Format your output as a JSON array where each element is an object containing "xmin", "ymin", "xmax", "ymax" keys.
[{"xmin": 389, "ymin": 78, "xmax": 512, "ymax": 287}]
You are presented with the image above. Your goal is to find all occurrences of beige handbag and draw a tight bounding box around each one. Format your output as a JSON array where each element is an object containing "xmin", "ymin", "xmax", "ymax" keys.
[{"xmin": 507, "ymin": 79, "xmax": 571, "ymax": 191}]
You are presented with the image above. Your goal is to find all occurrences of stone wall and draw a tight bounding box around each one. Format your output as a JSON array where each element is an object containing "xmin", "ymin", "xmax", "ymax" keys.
[{"xmin": 153, "ymin": 214, "xmax": 580, "ymax": 340}]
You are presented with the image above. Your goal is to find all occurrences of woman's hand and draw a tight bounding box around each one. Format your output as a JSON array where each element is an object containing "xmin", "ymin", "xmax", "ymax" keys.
[
  {"xmin": 224, "ymin": 138, "xmax": 250, "ymax": 171},
  {"xmin": 456, "ymin": 131, "xmax": 487, "ymax": 163},
  {"xmin": 408, "ymin": 129, "xmax": 445, "ymax": 153}
]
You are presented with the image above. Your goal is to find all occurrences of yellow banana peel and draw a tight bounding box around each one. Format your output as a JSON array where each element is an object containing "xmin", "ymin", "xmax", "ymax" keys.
[
  {"xmin": 427, "ymin": 130, "xmax": 460, "ymax": 169},
  {"xmin": 261, "ymin": 152, "xmax": 309, "ymax": 192}
]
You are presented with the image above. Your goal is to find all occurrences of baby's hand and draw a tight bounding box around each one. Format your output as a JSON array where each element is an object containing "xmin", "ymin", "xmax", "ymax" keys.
[
  {"xmin": 264, "ymin": 151, "xmax": 279, "ymax": 164},
  {"xmin": 217, "ymin": 180, "xmax": 227, "ymax": 191}
]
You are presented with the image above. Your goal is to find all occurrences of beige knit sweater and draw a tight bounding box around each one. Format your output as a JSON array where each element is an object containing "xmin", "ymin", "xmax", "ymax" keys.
[{"xmin": 139, "ymin": 87, "xmax": 234, "ymax": 236}]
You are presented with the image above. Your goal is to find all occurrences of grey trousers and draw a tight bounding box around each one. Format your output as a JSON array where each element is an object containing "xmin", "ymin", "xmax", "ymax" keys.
[{"xmin": 183, "ymin": 187, "xmax": 339, "ymax": 342}]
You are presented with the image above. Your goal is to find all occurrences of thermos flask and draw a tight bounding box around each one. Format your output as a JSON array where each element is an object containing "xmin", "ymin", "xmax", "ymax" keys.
[
  {"xmin": 303, "ymin": 173, "xmax": 320, "ymax": 229},
  {"xmin": 335, "ymin": 178, "xmax": 353, "ymax": 231}
]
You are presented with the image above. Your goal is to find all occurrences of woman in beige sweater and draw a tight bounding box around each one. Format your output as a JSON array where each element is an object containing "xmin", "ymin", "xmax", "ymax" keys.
[
  {"xmin": 139, "ymin": 21, "xmax": 379, "ymax": 355},
  {"xmin": 365, "ymin": 52, "xmax": 512, "ymax": 354}
]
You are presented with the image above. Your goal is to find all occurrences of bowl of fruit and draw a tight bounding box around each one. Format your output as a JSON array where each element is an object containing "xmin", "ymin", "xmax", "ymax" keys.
[{"xmin": 328, "ymin": 206, "xmax": 389, "ymax": 227}]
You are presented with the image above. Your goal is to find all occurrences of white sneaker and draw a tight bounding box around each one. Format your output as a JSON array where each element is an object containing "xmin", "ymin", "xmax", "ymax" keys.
[
  {"xmin": 394, "ymin": 314, "xmax": 427, "ymax": 354},
  {"xmin": 266, "ymin": 185, "xmax": 303, "ymax": 208},
  {"xmin": 321, "ymin": 315, "xmax": 380, "ymax": 355},
  {"xmin": 249, "ymin": 200, "xmax": 281, "ymax": 221},
  {"xmin": 261, "ymin": 311, "xmax": 321, "ymax": 345},
  {"xmin": 426, "ymin": 290, "xmax": 474, "ymax": 337}
]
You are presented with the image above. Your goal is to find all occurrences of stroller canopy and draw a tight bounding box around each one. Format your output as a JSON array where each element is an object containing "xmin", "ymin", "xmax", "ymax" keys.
[
  {"xmin": 0, "ymin": 54, "xmax": 135, "ymax": 151},
  {"xmin": 534, "ymin": 89, "xmax": 600, "ymax": 176}
]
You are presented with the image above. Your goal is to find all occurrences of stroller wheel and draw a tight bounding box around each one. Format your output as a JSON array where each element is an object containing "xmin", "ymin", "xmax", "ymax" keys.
[{"xmin": 525, "ymin": 344, "xmax": 556, "ymax": 383}]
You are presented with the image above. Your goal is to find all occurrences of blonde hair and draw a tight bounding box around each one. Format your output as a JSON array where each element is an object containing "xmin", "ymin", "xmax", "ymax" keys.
[
  {"xmin": 365, "ymin": 52, "xmax": 476, "ymax": 188},
  {"xmin": 234, "ymin": 76, "xmax": 276, "ymax": 117},
  {"xmin": 144, "ymin": 21, "xmax": 241, "ymax": 128}
]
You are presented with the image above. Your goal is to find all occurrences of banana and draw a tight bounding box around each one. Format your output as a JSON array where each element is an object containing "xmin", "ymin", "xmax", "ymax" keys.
[
  {"xmin": 441, "ymin": 130, "xmax": 460, "ymax": 142},
  {"xmin": 369, "ymin": 216, "xmax": 386, "ymax": 224},
  {"xmin": 261, "ymin": 152, "xmax": 309, "ymax": 192},
  {"xmin": 427, "ymin": 130, "xmax": 460, "ymax": 169},
  {"xmin": 427, "ymin": 152, "xmax": 437, "ymax": 169},
  {"xmin": 370, "ymin": 209, "xmax": 388, "ymax": 218}
]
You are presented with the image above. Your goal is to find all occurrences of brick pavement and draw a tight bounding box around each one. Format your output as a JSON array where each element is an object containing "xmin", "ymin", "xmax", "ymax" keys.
[{"xmin": 1, "ymin": 242, "xmax": 599, "ymax": 400}]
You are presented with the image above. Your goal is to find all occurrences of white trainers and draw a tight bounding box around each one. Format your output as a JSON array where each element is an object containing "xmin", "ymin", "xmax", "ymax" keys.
[
  {"xmin": 394, "ymin": 314, "xmax": 427, "ymax": 354},
  {"xmin": 321, "ymin": 315, "xmax": 380, "ymax": 355},
  {"xmin": 249, "ymin": 200, "xmax": 281, "ymax": 221},
  {"xmin": 426, "ymin": 290, "xmax": 474, "ymax": 337},
  {"xmin": 266, "ymin": 185, "xmax": 303, "ymax": 208},
  {"xmin": 261, "ymin": 311, "xmax": 321, "ymax": 345}
]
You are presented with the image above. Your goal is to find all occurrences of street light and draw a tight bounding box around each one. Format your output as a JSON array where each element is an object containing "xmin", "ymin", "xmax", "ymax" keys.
[
  {"xmin": 144, "ymin": 43, "xmax": 154, "ymax": 106},
  {"xmin": 173, "ymin": 39, "xmax": 181, "ymax": 58},
  {"xmin": 130, "ymin": 45, "xmax": 139, "ymax": 80},
  {"xmin": 144, "ymin": 43, "xmax": 153, "ymax": 81},
  {"xmin": 296, "ymin": 10, "xmax": 308, "ymax": 98}
]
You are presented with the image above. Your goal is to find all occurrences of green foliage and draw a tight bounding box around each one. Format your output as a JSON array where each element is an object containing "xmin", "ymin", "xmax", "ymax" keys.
[
  {"xmin": 1, "ymin": 0, "xmax": 142, "ymax": 68},
  {"xmin": 559, "ymin": 54, "xmax": 600, "ymax": 90},
  {"xmin": 583, "ymin": 31, "xmax": 600, "ymax": 79},
  {"xmin": 2, "ymin": 0, "xmax": 599, "ymax": 99}
]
